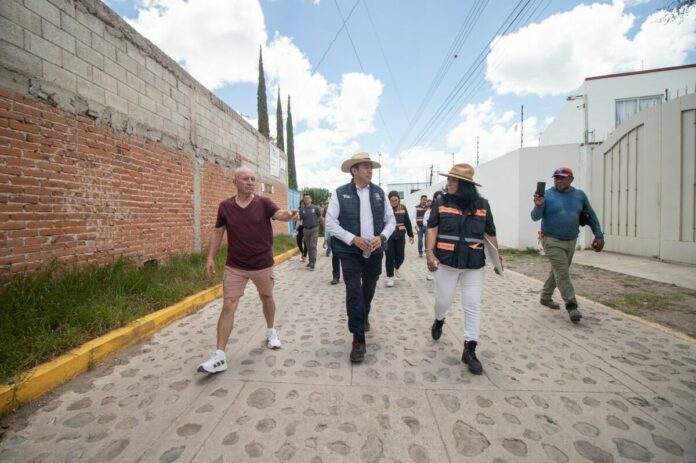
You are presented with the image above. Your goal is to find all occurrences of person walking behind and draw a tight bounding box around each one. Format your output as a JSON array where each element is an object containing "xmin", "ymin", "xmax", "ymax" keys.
[
  {"xmin": 299, "ymin": 193, "xmax": 323, "ymax": 270},
  {"xmin": 326, "ymin": 152, "xmax": 395, "ymax": 363},
  {"xmin": 385, "ymin": 191, "xmax": 414, "ymax": 287},
  {"xmin": 415, "ymin": 195, "xmax": 428, "ymax": 257},
  {"xmin": 531, "ymin": 166, "xmax": 604, "ymax": 323},
  {"xmin": 323, "ymin": 204, "xmax": 341, "ymax": 284},
  {"xmin": 426, "ymin": 163, "xmax": 502, "ymax": 375},
  {"xmin": 423, "ymin": 190, "xmax": 443, "ymax": 281},
  {"xmin": 198, "ymin": 167, "xmax": 298, "ymax": 374}
]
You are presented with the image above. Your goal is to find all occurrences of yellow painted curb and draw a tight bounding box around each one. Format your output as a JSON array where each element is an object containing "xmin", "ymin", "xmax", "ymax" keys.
[
  {"xmin": 507, "ymin": 269, "xmax": 696, "ymax": 344},
  {"xmin": 0, "ymin": 246, "xmax": 300, "ymax": 416}
]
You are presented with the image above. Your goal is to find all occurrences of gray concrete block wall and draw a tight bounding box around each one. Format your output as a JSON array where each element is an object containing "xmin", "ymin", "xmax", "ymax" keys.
[{"xmin": 0, "ymin": 0, "xmax": 287, "ymax": 185}]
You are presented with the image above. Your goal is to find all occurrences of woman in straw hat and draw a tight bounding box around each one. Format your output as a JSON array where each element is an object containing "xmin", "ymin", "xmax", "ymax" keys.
[{"xmin": 425, "ymin": 163, "xmax": 502, "ymax": 375}]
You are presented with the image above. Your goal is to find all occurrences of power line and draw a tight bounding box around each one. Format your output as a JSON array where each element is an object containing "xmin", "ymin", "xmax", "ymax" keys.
[
  {"xmin": 362, "ymin": 1, "xmax": 408, "ymax": 119},
  {"xmin": 311, "ymin": 0, "xmax": 361, "ymax": 74},
  {"xmin": 394, "ymin": 0, "xmax": 489, "ymax": 154},
  {"xmin": 419, "ymin": 0, "xmax": 551, "ymax": 148},
  {"xmin": 332, "ymin": 0, "xmax": 395, "ymax": 148},
  {"xmin": 407, "ymin": 0, "xmax": 538, "ymax": 149}
]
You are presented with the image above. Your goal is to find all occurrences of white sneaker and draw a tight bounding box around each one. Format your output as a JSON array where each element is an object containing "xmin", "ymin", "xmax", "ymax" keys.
[
  {"xmin": 267, "ymin": 328, "xmax": 282, "ymax": 349},
  {"xmin": 386, "ymin": 277, "xmax": 394, "ymax": 287},
  {"xmin": 426, "ymin": 273, "xmax": 434, "ymax": 281},
  {"xmin": 394, "ymin": 269, "xmax": 400, "ymax": 279},
  {"xmin": 197, "ymin": 350, "xmax": 227, "ymax": 374}
]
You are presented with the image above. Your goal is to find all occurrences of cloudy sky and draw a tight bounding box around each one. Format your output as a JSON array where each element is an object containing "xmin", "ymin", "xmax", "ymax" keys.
[{"xmin": 106, "ymin": 0, "xmax": 696, "ymax": 191}]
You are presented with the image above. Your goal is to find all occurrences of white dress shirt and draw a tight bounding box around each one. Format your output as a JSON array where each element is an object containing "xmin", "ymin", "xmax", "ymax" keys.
[{"xmin": 325, "ymin": 183, "xmax": 395, "ymax": 246}]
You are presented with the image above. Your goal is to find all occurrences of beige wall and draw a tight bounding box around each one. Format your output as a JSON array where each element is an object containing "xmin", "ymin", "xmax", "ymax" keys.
[{"xmin": 591, "ymin": 94, "xmax": 696, "ymax": 264}]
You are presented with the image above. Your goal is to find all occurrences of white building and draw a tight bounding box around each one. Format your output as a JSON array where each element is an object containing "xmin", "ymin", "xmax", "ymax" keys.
[
  {"xmin": 405, "ymin": 65, "xmax": 696, "ymax": 264},
  {"xmin": 541, "ymin": 64, "xmax": 696, "ymax": 146}
]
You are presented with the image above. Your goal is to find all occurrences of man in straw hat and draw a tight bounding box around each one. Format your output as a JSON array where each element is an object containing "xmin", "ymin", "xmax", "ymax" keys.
[
  {"xmin": 531, "ymin": 166, "xmax": 604, "ymax": 323},
  {"xmin": 425, "ymin": 163, "xmax": 502, "ymax": 375},
  {"xmin": 325, "ymin": 152, "xmax": 396, "ymax": 363}
]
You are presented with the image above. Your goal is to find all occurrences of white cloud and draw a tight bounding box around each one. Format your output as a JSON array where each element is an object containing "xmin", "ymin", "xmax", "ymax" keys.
[
  {"xmin": 127, "ymin": 0, "xmax": 266, "ymax": 89},
  {"xmin": 486, "ymin": 2, "xmax": 696, "ymax": 96},
  {"xmin": 125, "ymin": 0, "xmax": 384, "ymax": 191},
  {"xmin": 446, "ymin": 99, "xmax": 540, "ymax": 163}
]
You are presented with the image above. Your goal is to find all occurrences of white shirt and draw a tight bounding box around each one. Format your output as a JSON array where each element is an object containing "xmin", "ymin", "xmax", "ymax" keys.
[
  {"xmin": 325, "ymin": 183, "xmax": 395, "ymax": 246},
  {"xmin": 423, "ymin": 208, "xmax": 431, "ymax": 228}
]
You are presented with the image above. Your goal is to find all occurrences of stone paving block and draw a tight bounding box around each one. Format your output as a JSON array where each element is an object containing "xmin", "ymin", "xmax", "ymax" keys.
[
  {"xmin": 146, "ymin": 382, "xmax": 450, "ymax": 463},
  {"xmin": 428, "ymin": 390, "xmax": 696, "ymax": 462}
]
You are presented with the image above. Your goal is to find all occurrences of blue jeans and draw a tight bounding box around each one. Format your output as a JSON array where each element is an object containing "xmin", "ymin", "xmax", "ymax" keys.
[{"xmin": 417, "ymin": 225, "xmax": 426, "ymax": 254}]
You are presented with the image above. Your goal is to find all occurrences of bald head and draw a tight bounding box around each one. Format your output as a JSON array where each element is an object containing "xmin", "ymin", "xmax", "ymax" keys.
[
  {"xmin": 234, "ymin": 167, "xmax": 255, "ymax": 180},
  {"xmin": 233, "ymin": 167, "xmax": 257, "ymax": 197}
]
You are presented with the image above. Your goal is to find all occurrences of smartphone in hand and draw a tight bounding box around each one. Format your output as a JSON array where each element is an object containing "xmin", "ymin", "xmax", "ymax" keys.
[{"xmin": 535, "ymin": 181, "xmax": 546, "ymax": 197}]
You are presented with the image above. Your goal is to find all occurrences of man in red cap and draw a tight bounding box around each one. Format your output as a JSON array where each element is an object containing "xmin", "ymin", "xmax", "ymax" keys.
[{"xmin": 531, "ymin": 166, "xmax": 604, "ymax": 323}]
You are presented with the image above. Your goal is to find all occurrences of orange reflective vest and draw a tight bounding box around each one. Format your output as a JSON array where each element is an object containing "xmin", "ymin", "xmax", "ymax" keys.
[{"xmin": 434, "ymin": 198, "xmax": 490, "ymax": 269}]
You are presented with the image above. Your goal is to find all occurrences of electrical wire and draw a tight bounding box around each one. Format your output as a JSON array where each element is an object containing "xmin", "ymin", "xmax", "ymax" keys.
[{"xmin": 311, "ymin": 0, "xmax": 361, "ymax": 74}]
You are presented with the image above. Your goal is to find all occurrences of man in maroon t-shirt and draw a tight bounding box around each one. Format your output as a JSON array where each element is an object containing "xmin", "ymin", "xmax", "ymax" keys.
[{"xmin": 198, "ymin": 167, "xmax": 298, "ymax": 374}]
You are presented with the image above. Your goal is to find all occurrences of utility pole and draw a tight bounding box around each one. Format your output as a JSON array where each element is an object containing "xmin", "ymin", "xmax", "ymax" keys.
[
  {"xmin": 378, "ymin": 152, "xmax": 382, "ymax": 186},
  {"xmin": 476, "ymin": 136, "xmax": 479, "ymax": 166},
  {"xmin": 429, "ymin": 165, "xmax": 433, "ymax": 186},
  {"xmin": 520, "ymin": 104, "xmax": 524, "ymax": 149}
]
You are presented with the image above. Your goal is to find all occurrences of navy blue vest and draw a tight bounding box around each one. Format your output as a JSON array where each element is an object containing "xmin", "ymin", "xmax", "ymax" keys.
[{"xmin": 332, "ymin": 181, "xmax": 387, "ymax": 256}]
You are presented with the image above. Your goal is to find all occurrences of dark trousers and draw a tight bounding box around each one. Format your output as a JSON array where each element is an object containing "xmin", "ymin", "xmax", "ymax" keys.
[
  {"xmin": 339, "ymin": 251, "xmax": 383, "ymax": 343},
  {"xmin": 385, "ymin": 237, "xmax": 405, "ymax": 277},
  {"xmin": 296, "ymin": 229, "xmax": 306, "ymax": 257},
  {"xmin": 332, "ymin": 253, "xmax": 341, "ymax": 279}
]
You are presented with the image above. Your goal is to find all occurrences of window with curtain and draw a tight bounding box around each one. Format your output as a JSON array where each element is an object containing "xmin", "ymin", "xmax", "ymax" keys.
[{"xmin": 615, "ymin": 95, "xmax": 663, "ymax": 127}]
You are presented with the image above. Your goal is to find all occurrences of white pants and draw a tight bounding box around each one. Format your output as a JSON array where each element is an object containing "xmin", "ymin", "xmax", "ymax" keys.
[{"xmin": 433, "ymin": 264, "xmax": 484, "ymax": 342}]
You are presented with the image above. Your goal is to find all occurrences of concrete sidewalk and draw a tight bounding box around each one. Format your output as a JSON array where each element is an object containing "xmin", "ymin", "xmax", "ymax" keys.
[
  {"xmin": 573, "ymin": 250, "xmax": 696, "ymax": 291},
  {"xmin": 1, "ymin": 244, "xmax": 695, "ymax": 462}
]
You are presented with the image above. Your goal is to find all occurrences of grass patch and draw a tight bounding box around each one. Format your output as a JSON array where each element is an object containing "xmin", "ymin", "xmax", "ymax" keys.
[
  {"xmin": 612, "ymin": 293, "xmax": 682, "ymax": 316},
  {"xmin": 0, "ymin": 236, "xmax": 296, "ymax": 384},
  {"xmin": 499, "ymin": 247, "xmax": 541, "ymax": 261}
]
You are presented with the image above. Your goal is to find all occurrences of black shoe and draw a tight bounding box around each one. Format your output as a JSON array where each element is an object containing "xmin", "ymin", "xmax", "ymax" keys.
[
  {"xmin": 330, "ymin": 278, "xmax": 339, "ymax": 285},
  {"xmin": 462, "ymin": 341, "xmax": 483, "ymax": 375},
  {"xmin": 365, "ymin": 319, "xmax": 371, "ymax": 332},
  {"xmin": 308, "ymin": 262, "xmax": 315, "ymax": 270},
  {"xmin": 306, "ymin": 262, "xmax": 311, "ymax": 267},
  {"xmin": 419, "ymin": 253, "xmax": 423, "ymax": 258},
  {"xmin": 566, "ymin": 302, "xmax": 582, "ymax": 323},
  {"xmin": 540, "ymin": 298, "xmax": 561, "ymax": 310},
  {"xmin": 431, "ymin": 318, "xmax": 445, "ymax": 340},
  {"xmin": 350, "ymin": 341, "xmax": 366, "ymax": 363}
]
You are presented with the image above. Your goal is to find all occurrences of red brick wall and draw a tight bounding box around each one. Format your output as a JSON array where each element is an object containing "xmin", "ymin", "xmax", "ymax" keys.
[{"xmin": 0, "ymin": 89, "xmax": 290, "ymax": 280}]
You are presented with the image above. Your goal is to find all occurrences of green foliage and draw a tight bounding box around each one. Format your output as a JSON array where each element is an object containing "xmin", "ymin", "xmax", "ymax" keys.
[
  {"xmin": 257, "ymin": 48, "xmax": 270, "ymax": 138},
  {"xmin": 302, "ymin": 187, "xmax": 331, "ymax": 206},
  {"xmin": 0, "ymin": 238, "xmax": 296, "ymax": 384},
  {"xmin": 286, "ymin": 95, "xmax": 297, "ymax": 189},
  {"xmin": 276, "ymin": 88, "xmax": 285, "ymax": 152}
]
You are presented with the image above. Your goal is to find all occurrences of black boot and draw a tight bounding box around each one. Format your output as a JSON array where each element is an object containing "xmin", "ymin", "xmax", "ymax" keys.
[
  {"xmin": 431, "ymin": 318, "xmax": 445, "ymax": 340},
  {"xmin": 566, "ymin": 301, "xmax": 582, "ymax": 323},
  {"xmin": 350, "ymin": 340, "xmax": 366, "ymax": 363},
  {"xmin": 462, "ymin": 341, "xmax": 483, "ymax": 375}
]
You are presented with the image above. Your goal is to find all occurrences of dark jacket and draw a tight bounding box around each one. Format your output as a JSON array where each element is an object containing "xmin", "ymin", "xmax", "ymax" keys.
[
  {"xmin": 332, "ymin": 181, "xmax": 387, "ymax": 256},
  {"xmin": 429, "ymin": 195, "xmax": 495, "ymax": 269}
]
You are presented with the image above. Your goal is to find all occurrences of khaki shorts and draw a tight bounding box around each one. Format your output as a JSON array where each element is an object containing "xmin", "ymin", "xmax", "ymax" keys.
[{"xmin": 223, "ymin": 265, "xmax": 274, "ymax": 299}]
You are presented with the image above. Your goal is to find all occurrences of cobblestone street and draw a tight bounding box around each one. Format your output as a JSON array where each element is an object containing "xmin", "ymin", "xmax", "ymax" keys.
[{"xmin": 1, "ymin": 245, "xmax": 695, "ymax": 462}]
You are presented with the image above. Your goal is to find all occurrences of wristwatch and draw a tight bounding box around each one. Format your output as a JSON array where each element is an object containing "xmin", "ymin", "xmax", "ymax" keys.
[{"xmin": 379, "ymin": 234, "xmax": 386, "ymax": 244}]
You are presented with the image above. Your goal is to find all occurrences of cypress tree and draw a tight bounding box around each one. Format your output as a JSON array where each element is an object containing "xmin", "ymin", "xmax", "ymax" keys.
[
  {"xmin": 286, "ymin": 95, "xmax": 297, "ymax": 189},
  {"xmin": 257, "ymin": 48, "xmax": 270, "ymax": 138},
  {"xmin": 276, "ymin": 88, "xmax": 285, "ymax": 152}
]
